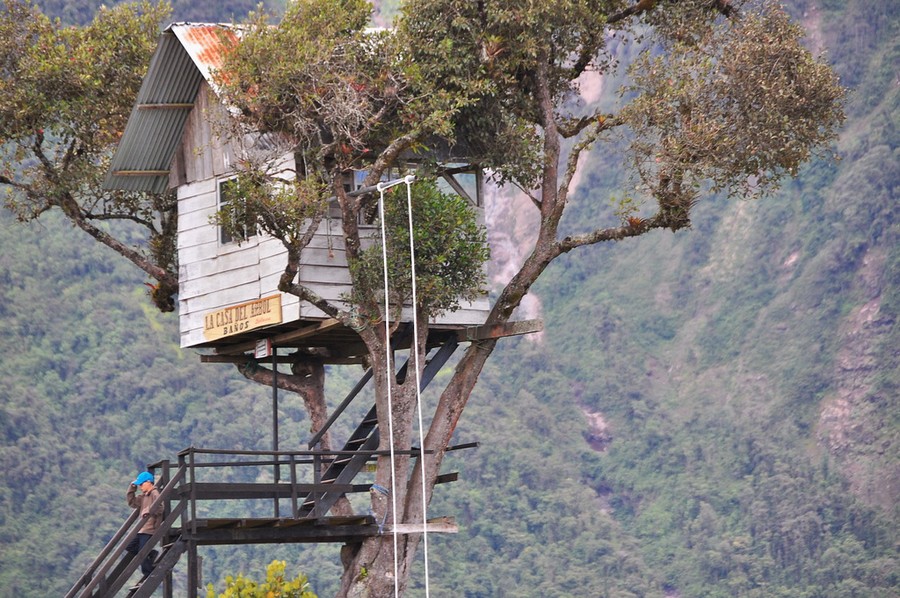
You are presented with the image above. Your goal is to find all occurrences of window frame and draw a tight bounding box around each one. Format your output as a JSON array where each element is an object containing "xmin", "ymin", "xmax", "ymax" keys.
[{"xmin": 217, "ymin": 177, "xmax": 257, "ymax": 246}]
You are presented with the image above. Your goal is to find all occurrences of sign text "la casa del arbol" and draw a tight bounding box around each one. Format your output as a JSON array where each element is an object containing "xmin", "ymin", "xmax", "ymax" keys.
[{"xmin": 203, "ymin": 295, "xmax": 283, "ymax": 341}]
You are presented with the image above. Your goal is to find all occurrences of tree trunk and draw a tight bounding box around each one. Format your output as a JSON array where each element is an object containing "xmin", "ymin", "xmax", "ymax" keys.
[{"xmin": 331, "ymin": 69, "xmax": 569, "ymax": 597}]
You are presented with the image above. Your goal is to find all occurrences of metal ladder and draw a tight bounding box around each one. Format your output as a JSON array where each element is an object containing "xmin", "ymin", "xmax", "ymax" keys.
[{"xmin": 298, "ymin": 337, "xmax": 459, "ymax": 518}]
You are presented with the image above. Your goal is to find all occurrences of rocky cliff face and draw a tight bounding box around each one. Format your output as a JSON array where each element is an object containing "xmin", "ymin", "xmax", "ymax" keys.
[{"xmin": 818, "ymin": 245, "xmax": 897, "ymax": 513}]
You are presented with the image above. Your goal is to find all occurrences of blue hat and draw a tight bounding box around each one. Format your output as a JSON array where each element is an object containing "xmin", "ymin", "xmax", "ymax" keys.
[{"xmin": 133, "ymin": 472, "xmax": 154, "ymax": 486}]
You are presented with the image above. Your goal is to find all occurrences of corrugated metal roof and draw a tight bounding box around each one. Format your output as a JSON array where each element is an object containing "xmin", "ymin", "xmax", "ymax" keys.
[
  {"xmin": 104, "ymin": 23, "xmax": 240, "ymax": 193},
  {"xmin": 171, "ymin": 24, "xmax": 239, "ymax": 91}
]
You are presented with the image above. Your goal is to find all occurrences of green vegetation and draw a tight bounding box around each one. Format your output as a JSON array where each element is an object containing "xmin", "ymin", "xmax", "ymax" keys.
[
  {"xmin": 33, "ymin": 0, "xmax": 285, "ymax": 26},
  {"xmin": 207, "ymin": 560, "xmax": 317, "ymax": 598},
  {"xmin": 0, "ymin": 0, "xmax": 896, "ymax": 597},
  {"xmin": 350, "ymin": 179, "xmax": 490, "ymax": 318}
]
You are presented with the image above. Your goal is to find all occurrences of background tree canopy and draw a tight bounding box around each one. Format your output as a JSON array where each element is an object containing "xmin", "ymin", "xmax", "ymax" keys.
[{"xmin": 0, "ymin": 0, "xmax": 897, "ymax": 597}]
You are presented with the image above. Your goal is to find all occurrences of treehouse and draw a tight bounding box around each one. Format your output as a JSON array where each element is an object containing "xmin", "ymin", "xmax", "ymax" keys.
[
  {"xmin": 103, "ymin": 23, "xmax": 505, "ymax": 360},
  {"xmin": 79, "ymin": 22, "xmax": 540, "ymax": 598}
]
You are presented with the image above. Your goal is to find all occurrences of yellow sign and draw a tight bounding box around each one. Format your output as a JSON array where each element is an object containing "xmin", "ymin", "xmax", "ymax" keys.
[{"xmin": 203, "ymin": 295, "xmax": 282, "ymax": 341}]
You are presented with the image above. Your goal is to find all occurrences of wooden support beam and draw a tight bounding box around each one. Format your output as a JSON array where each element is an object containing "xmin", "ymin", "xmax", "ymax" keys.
[
  {"xmin": 200, "ymin": 347, "xmax": 371, "ymax": 365},
  {"xmin": 180, "ymin": 515, "xmax": 458, "ymax": 545},
  {"xmin": 455, "ymin": 319, "xmax": 543, "ymax": 342},
  {"xmin": 215, "ymin": 319, "xmax": 346, "ymax": 356},
  {"xmin": 273, "ymin": 318, "xmax": 346, "ymax": 345},
  {"xmin": 112, "ymin": 170, "xmax": 170, "ymax": 176},
  {"xmin": 385, "ymin": 517, "xmax": 458, "ymax": 535},
  {"xmin": 138, "ymin": 103, "xmax": 195, "ymax": 110},
  {"xmin": 200, "ymin": 354, "xmax": 301, "ymax": 365},
  {"xmin": 435, "ymin": 472, "xmax": 458, "ymax": 484},
  {"xmin": 440, "ymin": 171, "xmax": 476, "ymax": 205}
]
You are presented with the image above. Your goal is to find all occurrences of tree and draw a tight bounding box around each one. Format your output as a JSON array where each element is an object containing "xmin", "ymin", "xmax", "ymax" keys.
[
  {"xmin": 0, "ymin": 0, "xmax": 845, "ymax": 596},
  {"xmin": 0, "ymin": 0, "xmax": 178, "ymax": 310},
  {"xmin": 212, "ymin": 1, "xmax": 843, "ymax": 595}
]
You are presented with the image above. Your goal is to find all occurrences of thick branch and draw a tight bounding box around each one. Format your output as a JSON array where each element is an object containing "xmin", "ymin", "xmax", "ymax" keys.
[
  {"xmin": 58, "ymin": 191, "xmax": 176, "ymax": 287},
  {"xmin": 236, "ymin": 358, "xmax": 329, "ymax": 437},
  {"xmin": 570, "ymin": 30, "xmax": 602, "ymax": 80},
  {"xmin": 277, "ymin": 253, "xmax": 346, "ymax": 322},
  {"xmin": 607, "ymin": 0, "xmax": 736, "ymax": 25},
  {"xmin": 607, "ymin": 0, "xmax": 658, "ymax": 24},
  {"xmin": 361, "ymin": 131, "xmax": 420, "ymax": 190},
  {"xmin": 557, "ymin": 219, "xmax": 654, "ymax": 251},
  {"xmin": 32, "ymin": 132, "xmax": 60, "ymax": 186},
  {"xmin": 558, "ymin": 113, "xmax": 621, "ymax": 139},
  {"xmin": 535, "ymin": 55, "xmax": 562, "ymax": 228}
]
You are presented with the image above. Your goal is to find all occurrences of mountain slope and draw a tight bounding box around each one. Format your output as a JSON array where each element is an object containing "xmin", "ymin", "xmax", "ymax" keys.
[{"xmin": 0, "ymin": 1, "xmax": 896, "ymax": 596}]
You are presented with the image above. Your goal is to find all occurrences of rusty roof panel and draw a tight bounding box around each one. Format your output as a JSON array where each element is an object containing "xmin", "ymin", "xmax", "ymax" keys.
[
  {"xmin": 171, "ymin": 23, "xmax": 240, "ymax": 88},
  {"xmin": 104, "ymin": 24, "xmax": 239, "ymax": 193}
]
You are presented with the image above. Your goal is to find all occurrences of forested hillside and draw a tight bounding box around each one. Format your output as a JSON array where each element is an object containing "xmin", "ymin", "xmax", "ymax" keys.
[
  {"xmin": 33, "ymin": 0, "xmax": 285, "ymax": 25},
  {"xmin": 1, "ymin": 1, "xmax": 897, "ymax": 597}
]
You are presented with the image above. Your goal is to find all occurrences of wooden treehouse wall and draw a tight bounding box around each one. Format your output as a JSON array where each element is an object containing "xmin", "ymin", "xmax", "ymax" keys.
[{"xmin": 174, "ymin": 83, "xmax": 490, "ymax": 348}]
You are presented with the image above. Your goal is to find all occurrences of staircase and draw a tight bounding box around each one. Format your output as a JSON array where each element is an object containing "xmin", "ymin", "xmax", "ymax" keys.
[
  {"xmin": 298, "ymin": 337, "xmax": 459, "ymax": 518},
  {"xmin": 298, "ymin": 403, "xmax": 381, "ymax": 518},
  {"xmin": 65, "ymin": 337, "xmax": 462, "ymax": 596},
  {"xmin": 65, "ymin": 466, "xmax": 187, "ymax": 598}
]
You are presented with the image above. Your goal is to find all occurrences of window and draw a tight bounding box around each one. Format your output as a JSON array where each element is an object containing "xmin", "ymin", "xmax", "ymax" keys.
[{"xmin": 218, "ymin": 178, "xmax": 257, "ymax": 245}]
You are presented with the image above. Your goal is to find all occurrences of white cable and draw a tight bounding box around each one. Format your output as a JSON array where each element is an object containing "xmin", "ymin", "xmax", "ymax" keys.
[
  {"xmin": 376, "ymin": 180, "xmax": 401, "ymax": 598},
  {"xmin": 404, "ymin": 174, "xmax": 432, "ymax": 597}
]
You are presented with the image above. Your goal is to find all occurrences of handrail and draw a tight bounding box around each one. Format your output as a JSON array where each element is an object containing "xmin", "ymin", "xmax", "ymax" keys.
[
  {"xmin": 75, "ymin": 464, "xmax": 187, "ymax": 598},
  {"xmin": 180, "ymin": 447, "xmax": 429, "ymax": 459},
  {"xmin": 63, "ymin": 509, "xmax": 141, "ymax": 598},
  {"xmin": 308, "ymin": 368, "xmax": 373, "ymax": 449},
  {"xmin": 101, "ymin": 501, "xmax": 188, "ymax": 598},
  {"xmin": 67, "ymin": 437, "xmax": 475, "ymax": 596}
]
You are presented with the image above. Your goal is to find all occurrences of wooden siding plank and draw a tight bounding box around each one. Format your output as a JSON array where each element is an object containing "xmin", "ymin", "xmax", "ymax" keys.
[
  {"xmin": 178, "ymin": 224, "xmax": 219, "ymax": 251},
  {"xmin": 181, "ymin": 280, "xmax": 262, "ymax": 312},
  {"xmin": 178, "ymin": 240, "xmax": 220, "ymax": 265},
  {"xmin": 181, "ymin": 249, "xmax": 262, "ymax": 282},
  {"xmin": 281, "ymin": 298, "xmax": 300, "ymax": 321},
  {"xmin": 257, "ymin": 275, "xmax": 353, "ymax": 301},
  {"xmin": 177, "ymin": 177, "xmax": 218, "ymax": 203},
  {"xmin": 258, "ymin": 244, "xmax": 349, "ymax": 268},
  {"xmin": 180, "ymin": 267, "xmax": 260, "ymax": 300},
  {"xmin": 258, "ymin": 265, "xmax": 352, "ymax": 291},
  {"xmin": 178, "ymin": 207, "xmax": 218, "ymax": 236}
]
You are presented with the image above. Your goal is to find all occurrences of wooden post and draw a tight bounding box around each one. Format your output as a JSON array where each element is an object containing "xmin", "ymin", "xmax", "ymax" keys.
[
  {"xmin": 160, "ymin": 460, "xmax": 174, "ymax": 598},
  {"xmin": 272, "ymin": 344, "xmax": 280, "ymax": 517},
  {"xmin": 290, "ymin": 454, "xmax": 299, "ymax": 518},
  {"xmin": 187, "ymin": 542, "xmax": 199, "ymax": 598}
]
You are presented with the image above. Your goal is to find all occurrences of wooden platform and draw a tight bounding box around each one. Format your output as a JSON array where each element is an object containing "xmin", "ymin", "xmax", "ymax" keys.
[
  {"xmin": 199, "ymin": 317, "xmax": 543, "ymax": 364},
  {"xmin": 178, "ymin": 515, "xmax": 458, "ymax": 545}
]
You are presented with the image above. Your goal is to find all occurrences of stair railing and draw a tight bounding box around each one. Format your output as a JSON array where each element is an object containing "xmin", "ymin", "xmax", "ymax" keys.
[
  {"xmin": 65, "ymin": 463, "xmax": 187, "ymax": 598},
  {"xmin": 63, "ymin": 510, "xmax": 140, "ymax": 598}
]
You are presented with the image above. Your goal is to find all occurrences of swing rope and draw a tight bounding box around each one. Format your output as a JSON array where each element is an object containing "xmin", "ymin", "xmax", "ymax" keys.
[
  {"xmin": 376, "ymin": 174, "xmax": 432, "ymax": 598},
  {"xmin": 377, "ymin": 179, "xmax": 401, "ymax": 598},
  {"xmin": 403, "ymin": 174, "xmax": 433, "ymax": 597}
]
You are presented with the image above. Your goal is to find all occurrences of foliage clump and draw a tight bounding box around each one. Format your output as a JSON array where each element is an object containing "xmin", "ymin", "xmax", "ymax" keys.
[
  {"xmin": 0, "ymin": 0, "xmax": 178, "ymax": 310},
  {"xmin": 349, "ymin": 178, "xmax": 489, "ymax": 319},
  {"xmin": 206, "ymin": 560, "xmax": 317, "ymax": 598},
  {"xmin": 622, "ymin": 2, "xmax": 846, "ymax": 207}
]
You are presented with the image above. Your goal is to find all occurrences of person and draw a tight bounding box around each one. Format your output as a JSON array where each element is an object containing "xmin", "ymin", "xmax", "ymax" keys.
[{"xmin": 125, "ymin": 471, "xmax": 163, "ymax": 577}]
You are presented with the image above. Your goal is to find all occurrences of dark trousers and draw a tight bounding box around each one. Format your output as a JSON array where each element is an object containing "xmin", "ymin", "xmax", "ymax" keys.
[{"xmin": 125, "ymin": 533, "xmax": 157, "ymax": 576}]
